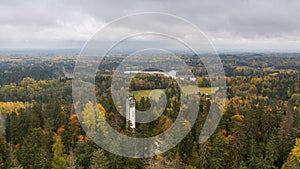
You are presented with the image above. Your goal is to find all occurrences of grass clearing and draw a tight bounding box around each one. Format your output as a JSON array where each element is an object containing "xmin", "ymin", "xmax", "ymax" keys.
[
  {"xmin": 133, "ymin": 89, "xmax": 164, "ymax": 102},
  {"xmin": 133, "ymin": 86, "xmax": 219, "ymax": 101}
]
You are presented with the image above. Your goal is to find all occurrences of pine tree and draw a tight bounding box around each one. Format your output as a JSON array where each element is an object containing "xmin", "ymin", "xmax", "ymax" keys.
[
  {"xmin": 228, "ymin": 114, "xmax": 246, "ymax": 168},
  {"xmin": 67, "ymin": 151, "xmax": 77, "ymax": 169},
  {"xmin": 0, "ymin": 134, "xmax": 8, "ymax": 168},
  {"xmin": 208, "ymin": 132, "xmax": 227, "ymax": 169},
  {"xmin": 18, "ymin": 128, "xmax": 51, "ymax": 169},
  {"xmin": 74, "ymin": 138, "xmax": 97, "ymax": 168},
  {"xmin": 278, "ymin": 110, "xmax": 294, "ymax": 165},
  {"xmin": 90, "ymin": 149, "xmax": 109, "ymax": 169},
  {"xmin": 198, "ymin": 141, "xmax": 211, "ymax": 169}
]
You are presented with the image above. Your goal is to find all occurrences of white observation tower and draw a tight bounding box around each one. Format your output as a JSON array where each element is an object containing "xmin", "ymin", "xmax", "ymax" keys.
[{"xmin": 126, "ymin": 94, "xmax": 136, "ymax": 129}]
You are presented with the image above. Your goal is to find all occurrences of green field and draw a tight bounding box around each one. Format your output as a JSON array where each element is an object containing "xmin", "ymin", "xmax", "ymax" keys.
[
  {"xmin": 133, "ymin": 87, "xmax": 219, "ymax": 101},
  {"xmin": 198, "ymin": 87, "xmax": 219, "ymax": 94},
  {"xmin": 133, "ymin": 89, "xmax": 164, "ymax": 102}
]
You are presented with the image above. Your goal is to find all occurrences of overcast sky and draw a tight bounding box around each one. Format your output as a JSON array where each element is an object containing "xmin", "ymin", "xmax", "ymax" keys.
[{"xmin": 1, "ymin": 0, "xmax": 300, "ymax": 52}]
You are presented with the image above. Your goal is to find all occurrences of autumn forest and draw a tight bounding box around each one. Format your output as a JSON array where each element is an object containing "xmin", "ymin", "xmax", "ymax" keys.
[{"xmin": 0, "ymin": 52, "xmax": 300, "ymax": 169}]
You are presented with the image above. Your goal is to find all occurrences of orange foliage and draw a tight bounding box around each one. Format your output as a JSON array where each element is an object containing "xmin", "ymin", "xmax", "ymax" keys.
[
  {"xmin": 0, "ymin": 134, "xmax": 6, "ymax": 144},
  {"xmin": 162, "ymin": 118, "xmax": 173, "ymax": 131},
  {"xmin": 57, "ymin": 126, "xmax": 65, "ymax": 135},
  {"xmin": 15, "ymin": 144, "xmax": 21, "ymax": 150},
  {"xmin": 70, "ymin": 114, "xmax": 78, "ymax": 121},
  {"xmin": 78, "ymin": 135, "xmax": 84, "ymax": 141},
  {"xmin": 221, "ymin": 129, "xmax": 227, "ymax": 136}
]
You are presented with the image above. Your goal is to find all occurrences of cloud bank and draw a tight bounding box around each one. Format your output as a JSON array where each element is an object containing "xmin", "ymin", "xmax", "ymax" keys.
[{"xmin": 0, "ymin": 0, "xmax": 300, "ymax": 51}]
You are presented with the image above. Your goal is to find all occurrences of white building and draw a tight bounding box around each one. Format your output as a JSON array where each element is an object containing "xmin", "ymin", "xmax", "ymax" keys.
[
  {"xmin": 124, "ymin": 70, "xmax": 176, "ymax": 79},
  {"xmin": 189, "ymin": 77, "xmax": 196, "ymax": 82},
  {"xmin": 126, "ymin": 96, "xmax": 136, "ymax": 129}
]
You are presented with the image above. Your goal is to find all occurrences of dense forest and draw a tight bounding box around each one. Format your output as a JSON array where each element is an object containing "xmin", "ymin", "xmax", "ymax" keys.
[{"xmin": 0, "ymin": 53, "xmax": 299, "ymax": 168}]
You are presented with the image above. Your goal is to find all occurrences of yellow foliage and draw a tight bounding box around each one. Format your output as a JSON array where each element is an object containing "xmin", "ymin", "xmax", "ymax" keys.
[
  {"xmin": 98, "ymin": 103, "xmax": 107, "ymax": 118},
  {"xmin": 231, "ymin": 114, "xmax": 244, "ymax": 121},
  {"xmin": 255, "ymin": 104, "xmax": 259, "ymax": 108},
  {"xmin": 290, "ymin": 138, "xmax": 300, "ymax": 162},
  {"xmin": 0, "ymin": 101, "xmax": 31, "ymax": 114},
  {"xmin": 221, "ymin": 129, "xmax": 227, "ymax": 136},
  {"xmin": 225, "ymin": 135, "xmax": 232, "ymax": 145},
  {"xmin": 238, "ymin": 99, "xmax": 243, "ymax": 104}
]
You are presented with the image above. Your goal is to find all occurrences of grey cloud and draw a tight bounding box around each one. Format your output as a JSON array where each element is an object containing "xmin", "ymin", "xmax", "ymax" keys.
[{"xmin": 0, "ymin": 0, "xmax": 299, "ymax": 50}]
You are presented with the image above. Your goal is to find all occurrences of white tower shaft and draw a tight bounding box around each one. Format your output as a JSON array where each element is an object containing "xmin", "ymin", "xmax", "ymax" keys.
[{"xmin": 126, "ymin": 97, "xmax": 136, "ymax": 128}]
